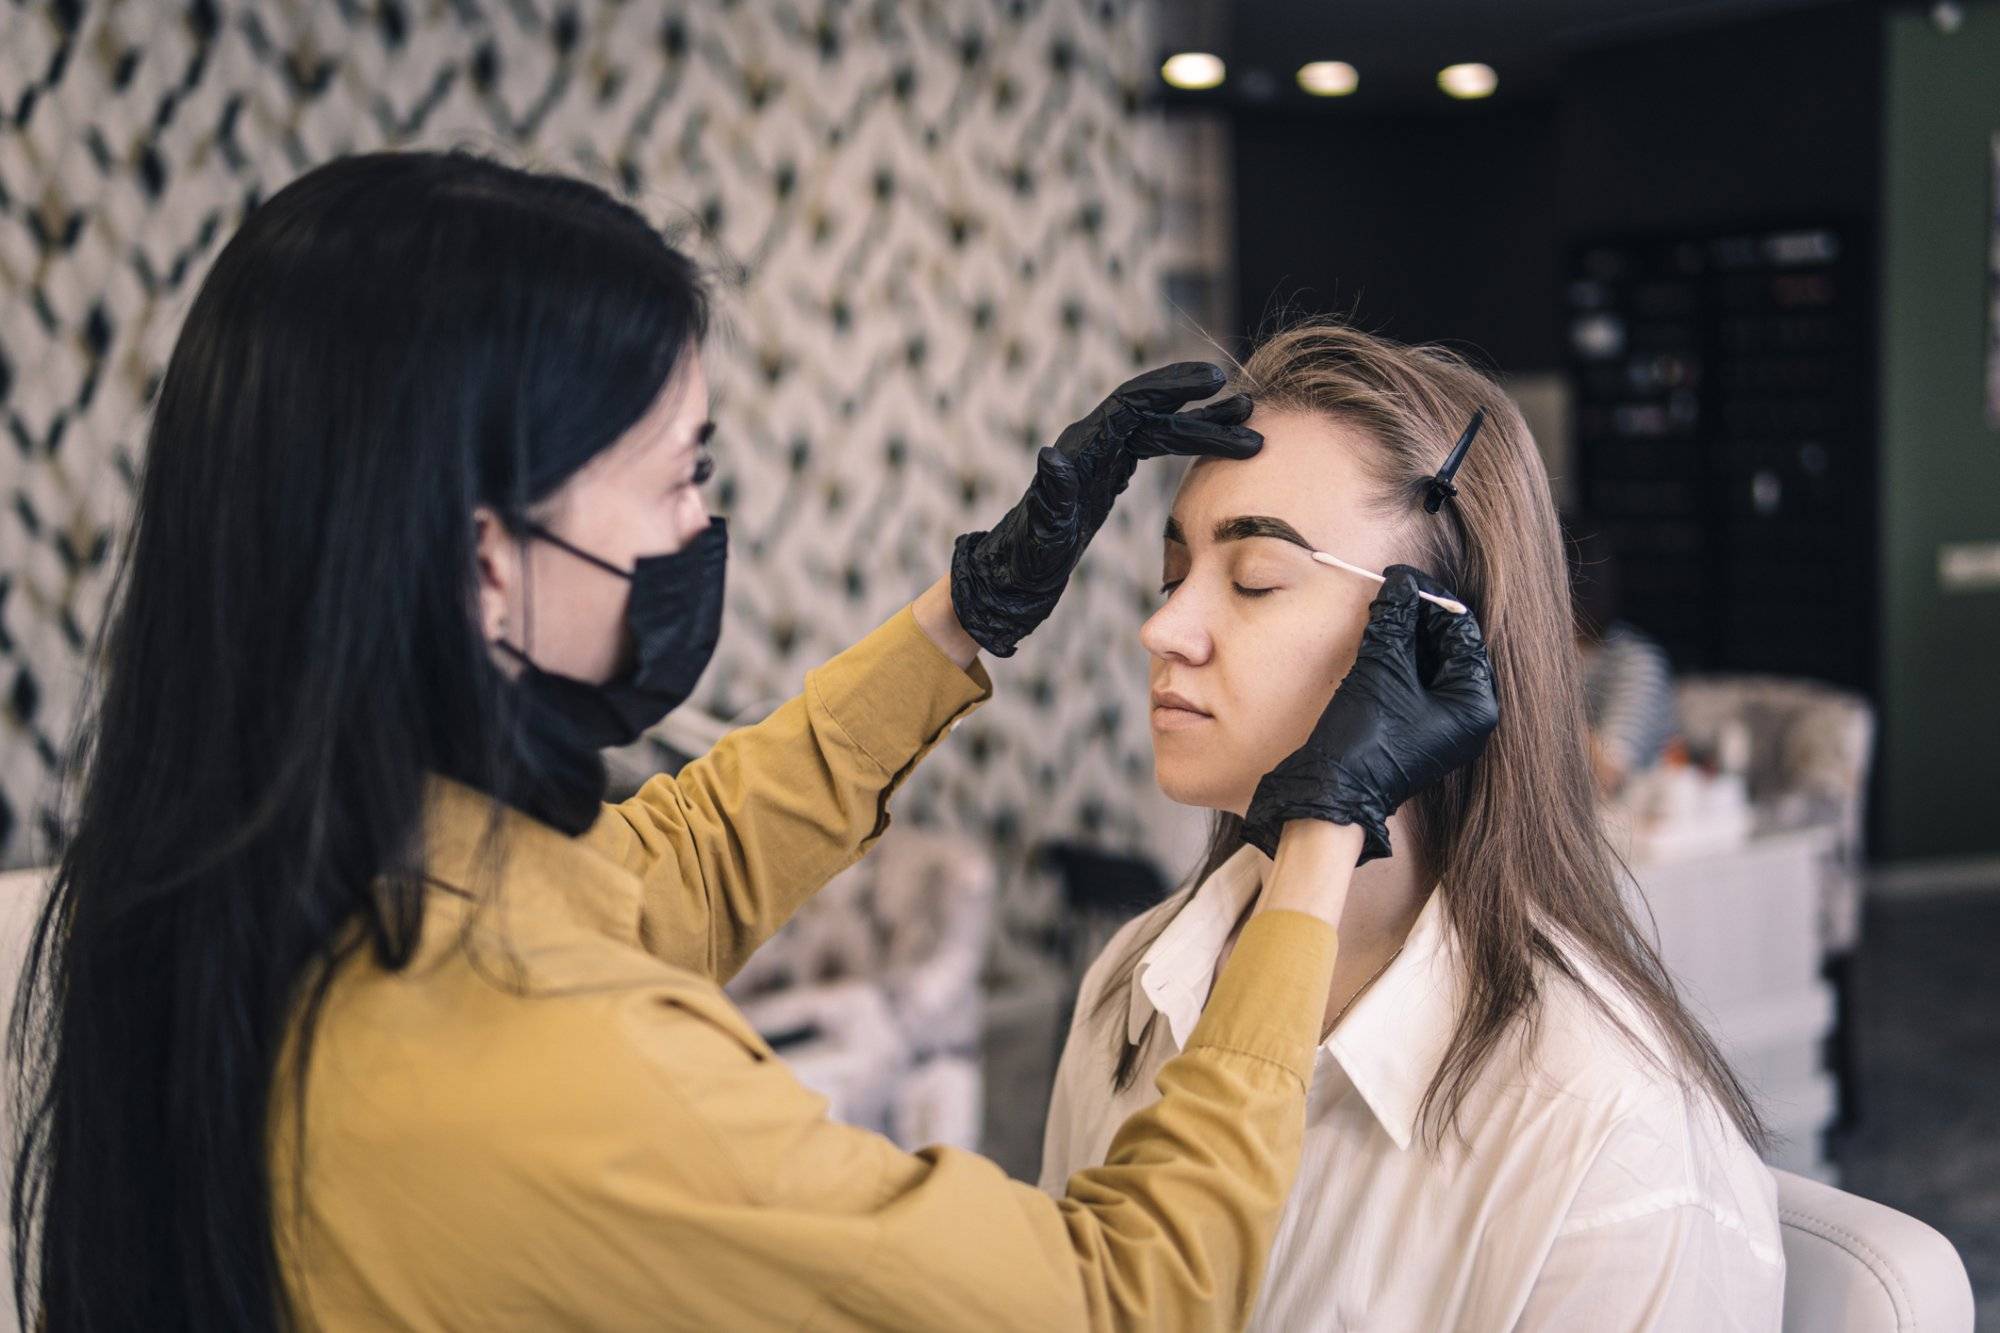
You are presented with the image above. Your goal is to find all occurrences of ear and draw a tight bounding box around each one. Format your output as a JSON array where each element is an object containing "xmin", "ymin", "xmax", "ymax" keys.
[{"xmin": 472, "ymin": 505, "xmax": 521, "ymax": 646}]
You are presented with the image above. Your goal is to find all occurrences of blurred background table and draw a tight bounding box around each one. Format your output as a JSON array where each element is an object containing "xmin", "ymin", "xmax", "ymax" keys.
[{"xmin": 1623, "ymin": 823, "xmax": 1846, "ymax": 1179}]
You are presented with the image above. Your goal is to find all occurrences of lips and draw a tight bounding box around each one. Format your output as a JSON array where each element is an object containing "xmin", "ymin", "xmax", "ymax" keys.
[
  {"xmin": 1150, "ymin": 689, "xmax": 1213, "ymax": 732},
  {"xmin": 1151, "ymin": 689, "xmax": 1210, "ymax": 716}
]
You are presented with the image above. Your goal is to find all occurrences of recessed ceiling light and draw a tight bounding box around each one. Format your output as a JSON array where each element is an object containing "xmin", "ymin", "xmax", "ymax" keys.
[
  {"xmin": 1297, "ymin": 61, "xmax": 1358, "ymax": 97},
  {"xmin": 1438, "ymin": 62, "xmax": 1498, "ymax": 100},
  {"xmin": 1161, "ymin": 52, "xmax": 1226, "ymax": 91}
]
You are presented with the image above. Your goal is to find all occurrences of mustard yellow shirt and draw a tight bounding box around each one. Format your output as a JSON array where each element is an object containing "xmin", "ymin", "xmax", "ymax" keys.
[{"xmin": 271, "ymin": 605, "xmax": 1340, "ymax": 1331}]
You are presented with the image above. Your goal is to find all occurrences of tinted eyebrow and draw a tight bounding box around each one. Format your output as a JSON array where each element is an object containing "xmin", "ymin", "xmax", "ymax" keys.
[{"xmin": 1215, "ymin": 515, "xmax": 1313, "ymax": 549}]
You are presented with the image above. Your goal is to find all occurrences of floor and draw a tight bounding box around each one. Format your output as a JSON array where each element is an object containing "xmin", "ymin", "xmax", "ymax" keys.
[{"xmin": 1835, "ymin": 888, "xmax": 2000, "ymax": 1325}]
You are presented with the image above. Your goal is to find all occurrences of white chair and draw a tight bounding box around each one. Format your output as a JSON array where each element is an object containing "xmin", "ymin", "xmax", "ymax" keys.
[{"xmin": 1775, "ymin": 1168, "xmax": 1975, "ymax": 1332}]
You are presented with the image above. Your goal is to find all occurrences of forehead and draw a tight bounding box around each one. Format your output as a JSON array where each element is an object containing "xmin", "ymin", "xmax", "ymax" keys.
[
  {"xmin": 1170, "ymin": 406, "xmax": 1384, "ymax": 551},
  {"xmin": 645, "ymin": 350, "xmax": 709, "ymax": 436},
  {"xmin": 598, "ymin": 353, "xmax": 709, "ymax": 471}
]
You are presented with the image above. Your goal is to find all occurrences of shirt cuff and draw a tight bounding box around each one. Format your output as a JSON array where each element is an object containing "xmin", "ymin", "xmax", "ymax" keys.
[
  {"xmin": 806, "ymin": 604, "xmax": 993, "ymax": 777},
  {"xmin": 1185, "ymin": 910, "xmax": 1340, "ymax": 1086}
]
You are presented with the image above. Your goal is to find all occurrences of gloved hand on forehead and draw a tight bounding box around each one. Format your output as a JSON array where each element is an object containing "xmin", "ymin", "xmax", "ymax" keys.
[
  {"xmin": 1243, "ymin": 566, "xmax": 1500, "ymax": 865},
  {"xmin": 950, "ymin": 362, "xmax": 1260, "ymax": 658}
]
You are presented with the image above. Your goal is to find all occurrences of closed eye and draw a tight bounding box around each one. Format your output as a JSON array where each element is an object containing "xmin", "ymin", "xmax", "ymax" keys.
[{"xmin": 1157, "ymin": 579, "xmax": 1277, "ymax": 598}]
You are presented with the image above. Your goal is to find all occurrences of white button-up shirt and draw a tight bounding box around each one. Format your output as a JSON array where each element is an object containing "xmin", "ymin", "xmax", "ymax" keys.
[{"xmin": 1041, "ymin": 845, "xmax": 1785, "ymax": 1331}]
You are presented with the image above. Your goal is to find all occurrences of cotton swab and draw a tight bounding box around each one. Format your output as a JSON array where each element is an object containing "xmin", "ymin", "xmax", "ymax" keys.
[{"xmin": 1310, "ymin": 550, "xmax": 1469, "ymax": 616}]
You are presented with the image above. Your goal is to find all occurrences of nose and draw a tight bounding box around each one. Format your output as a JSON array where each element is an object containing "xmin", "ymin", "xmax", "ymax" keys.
[
  {"xmin": 1140, "ymin": 585, "xmax": 1214, "ymax": 668},
  {"xmin": 677, "ymin": 486, "xmax": 711, "ymax": 541}
]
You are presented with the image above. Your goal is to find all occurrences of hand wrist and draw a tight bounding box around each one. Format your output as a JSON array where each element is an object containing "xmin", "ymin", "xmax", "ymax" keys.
[
  {"xmin": 1252, "ymin": 820, "xmax": 1364, "ymax": 928},
  {"xmin": 912, "ymin": 575, "xmax": 981, "ymax": 669},
  {"xmin": 1243, "ymin": 770, "xmax": 1388, "ymax": 861}
]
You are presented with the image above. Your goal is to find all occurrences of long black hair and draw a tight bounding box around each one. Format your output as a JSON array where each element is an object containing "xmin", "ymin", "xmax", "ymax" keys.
[{"xmin": 7, "ymin": 149, "xmax": 709, "ymax": 1331}]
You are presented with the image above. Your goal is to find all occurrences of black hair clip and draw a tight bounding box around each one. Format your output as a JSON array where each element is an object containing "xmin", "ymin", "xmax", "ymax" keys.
[{"xmin": 1422, "ymin": 408, "xmax": 1486, "ymax": 514}]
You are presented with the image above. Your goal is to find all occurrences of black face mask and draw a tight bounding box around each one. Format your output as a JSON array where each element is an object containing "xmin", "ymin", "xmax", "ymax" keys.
[{"xmin": 498, "ymin": 517, "xmax": 728, "ymax": 750}]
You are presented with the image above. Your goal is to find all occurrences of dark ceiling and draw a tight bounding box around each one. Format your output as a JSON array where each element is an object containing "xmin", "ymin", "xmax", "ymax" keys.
[{"xmin": 1160, "ymin": 0, "xmax": 1869, "ymax": 111}]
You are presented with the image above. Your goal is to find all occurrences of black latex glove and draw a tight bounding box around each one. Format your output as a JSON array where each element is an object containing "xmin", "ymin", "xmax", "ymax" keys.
[
  {"xmin": 950, "ymin": 362, "xmax": 1261, "ymax": 657},
  {"xmin": 1242, "ymin": 566, "xmax": 1500, "ymax": 865}
]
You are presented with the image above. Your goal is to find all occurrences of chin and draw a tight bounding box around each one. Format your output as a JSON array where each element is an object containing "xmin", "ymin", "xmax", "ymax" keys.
[{"xmin": 1153, "ymin": 754, "xmax": 1252, "ymax": 815}]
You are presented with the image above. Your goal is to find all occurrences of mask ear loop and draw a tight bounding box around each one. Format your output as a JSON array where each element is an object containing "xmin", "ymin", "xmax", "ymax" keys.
[{"xmin": 520, "ymin": 524, "xmax": 635, "ymax": 581}]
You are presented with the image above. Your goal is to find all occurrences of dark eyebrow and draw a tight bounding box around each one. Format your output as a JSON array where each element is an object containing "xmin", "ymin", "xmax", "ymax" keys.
[
  {"xmin": 1215, "ymin": 515, "xmax": 1313, "ymax": 550},
  {"xmin": 1164, "ymin": 515, "xmax": 1186, "ymax": 545},
  {"xmin": 694, "ymin": 420, "xmax": 715, "ymax": 446}
]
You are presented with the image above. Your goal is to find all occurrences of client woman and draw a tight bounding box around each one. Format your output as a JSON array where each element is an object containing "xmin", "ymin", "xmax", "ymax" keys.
[{"xmin": 1041, "ymin": 323, "xmax": 1784, "ymax": 1329}]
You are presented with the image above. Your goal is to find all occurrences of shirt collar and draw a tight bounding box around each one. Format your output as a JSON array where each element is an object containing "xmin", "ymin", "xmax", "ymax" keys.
[
  {"xmin": 1128, "ymin": 844, "xmax": 1267, "ymax": 1048},
  {"xmin": 1324, "ymin": 888, "xmax": 1459, "ymax": 1151},
  {"xmin": 1127, "ymin": 842, "xmax": 1462, "ymax": 1152},
  {"xmin": 419, "ymin": 772, "xmax": 645, "ymax": 946}
]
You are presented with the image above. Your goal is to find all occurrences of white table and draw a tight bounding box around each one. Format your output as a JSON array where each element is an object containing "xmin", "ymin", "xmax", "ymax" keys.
[{"xmin": 1623, "ymin": 824, "xmax": 1843, "ymax": 1180}]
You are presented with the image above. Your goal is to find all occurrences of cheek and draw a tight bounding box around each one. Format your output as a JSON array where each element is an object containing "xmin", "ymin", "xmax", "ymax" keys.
[
  {"xmin": 1228, "ymin": 648, "xmax": 1341, "ymax": 775},
  {"xmin": 1152, "ymin": 608, "xmax": 1363, "ymax": 808},
  {"xmin": 525, "ymin": 551, "xmax": 633, "ymax": 683},
  {"xmin": 1241, "ymin": 595, "xmax": 1358, "ymax": 701}
]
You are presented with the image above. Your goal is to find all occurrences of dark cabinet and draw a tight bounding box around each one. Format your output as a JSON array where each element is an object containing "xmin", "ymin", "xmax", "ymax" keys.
[{"xmin": 1566, "ymin": 222, "xmax": 1875, "ymax": 691}]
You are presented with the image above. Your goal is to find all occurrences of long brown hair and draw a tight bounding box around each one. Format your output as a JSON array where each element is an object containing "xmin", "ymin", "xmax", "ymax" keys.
[{"xmin": 1094, "ymin": 320, "xmax": 1766, "ymax": 1150}]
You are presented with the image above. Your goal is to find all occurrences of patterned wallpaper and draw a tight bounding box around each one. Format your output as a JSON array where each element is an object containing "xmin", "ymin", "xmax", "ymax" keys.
[{"xmin": 0, "ymin": 0, "xmax": 1206, "ymax": 883}]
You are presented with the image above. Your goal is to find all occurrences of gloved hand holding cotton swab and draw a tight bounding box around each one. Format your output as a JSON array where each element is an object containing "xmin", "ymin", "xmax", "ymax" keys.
[{"xmin": 1309, "ymin": 549, "xmax": 1468, "ymax": 614}]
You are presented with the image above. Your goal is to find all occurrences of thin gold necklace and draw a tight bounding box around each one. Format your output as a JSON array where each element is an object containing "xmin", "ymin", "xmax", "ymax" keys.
[{"xmin": 1324, "ymin": 945, "xmax": 1403, "ymax": 1040}]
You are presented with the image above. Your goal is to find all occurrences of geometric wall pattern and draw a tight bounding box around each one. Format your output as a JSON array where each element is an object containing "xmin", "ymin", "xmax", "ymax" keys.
[{"xmin": 0, "ymin": 0, "xmax": 1204, "ymax": 887}]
